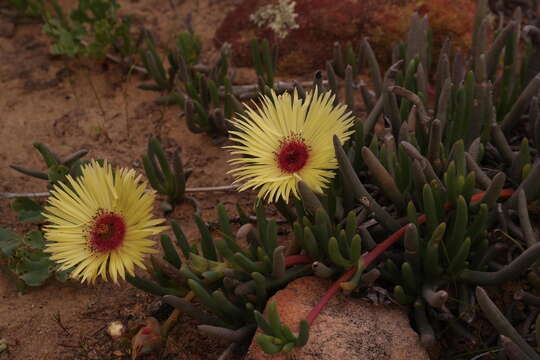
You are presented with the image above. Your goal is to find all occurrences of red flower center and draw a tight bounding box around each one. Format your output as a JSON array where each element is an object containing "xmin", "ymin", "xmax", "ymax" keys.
[
  {"xmin": 276, "ymin": 136, "xmax": 310, "ymax": 173},
  {"xmin": 89, "ymin": 211, "xmax": 126, "ymax": 253}
]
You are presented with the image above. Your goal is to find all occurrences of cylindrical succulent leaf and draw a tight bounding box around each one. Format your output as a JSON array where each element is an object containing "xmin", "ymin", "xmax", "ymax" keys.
[
  {"xmin": 414, "ymin": 299, "xmax": 436, "ymax": 347},
  {"xmin": 361, "ymin": 146, "xmax": 404, "ymax": 207},
  {"xmin": 461, "ymin": 243, "xmax": 540, "ymax": 285},
  {"xmin": 334, "ymin": 136, "xmax": 400, "ymax": 231},
  {"xmin": 448, "ymin": 237, "xmax": 472, "ymax": 275},
  {"xmin": 361, "ymin": 37, "xmax": 383, "ymax": 96},
  {"xmin": 328, "ymin": 237, "xmax": 353, "ymax": 268},
  {"xmin": 160, "ymin": 234, "xmax": 182, "ymax": 269},
  {"xmin": 447, "ymin": 196, "xmax": 468, "ymax": 258},
  {"xmin": 171, "ymin": 221, "xmax": 191, "ymax": 258},
  {"xmin": 394, "ymin": 285, "xmax": 414, "ymax": 305},
  {"xmin": 501, "ymin": 73, "xmax": 540, "ymax": 132},
  {"xmin": 194, "ymin": 214, "xmax": 217, "ymax": 261},
  {"xmin": 476, "ymin": 287, "xmax": 540, "ymax": 360}
]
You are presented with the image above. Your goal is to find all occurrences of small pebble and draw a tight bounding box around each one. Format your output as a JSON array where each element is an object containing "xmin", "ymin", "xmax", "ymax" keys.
[
  {"xmin": 0, "ymin": 338, "xmax": 8, "ymax": 353},
  {"xmin": 107, "ymin": 321, "xmax": 125, "ymax": 340}
]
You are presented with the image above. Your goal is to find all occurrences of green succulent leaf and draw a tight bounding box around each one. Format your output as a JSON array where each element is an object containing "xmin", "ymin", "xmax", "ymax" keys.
[
  {"xmin": 23, "ymin": 231, "xmax": 46, "ymax": 250},
  {"xmin": 17, "ymin": 258, "xmax": 53, "ymax": 287},
  {"xmin": 0, "ymin": 227, "xmax": 23, "ymax": 257},
  {"xmin": 11, "ymin": 197, "xmax": 44, "ymax": 223}
]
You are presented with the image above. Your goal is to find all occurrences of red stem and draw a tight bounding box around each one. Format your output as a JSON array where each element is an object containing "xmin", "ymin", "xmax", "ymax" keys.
[
  {"xmin": 362, "ymin": 214, "xmax": 427, "ymax": 267},
  {"xmin": 285, "ymin": 254, "xmax": 313, "ymax": 267},
  {"xmin": 305, "ymin": 189, "xmax": 514, "ymax": 325},
  {"xmin": 305, "ymin": 266, "xmax": 356, "ymax": 324}
]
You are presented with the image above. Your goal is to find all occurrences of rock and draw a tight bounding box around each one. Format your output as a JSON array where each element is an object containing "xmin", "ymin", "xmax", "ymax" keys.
[
  {"xmin": 0, "ymin": 21, "xmax": 15, "ymax": 38},
  {"xmin": 107, "ymin": 321, "xmax": 126, "ymax": 340},
  {"xmin": 216, "ymin": 0, "xmax": 475, "ymax": 75},
  {"xmin": 245, "ymin": 277, "xmax": 429, "ymax": 360},
  {"xmin": 232, "ymin": 67, "xmax": 259, "ymax": 85}
]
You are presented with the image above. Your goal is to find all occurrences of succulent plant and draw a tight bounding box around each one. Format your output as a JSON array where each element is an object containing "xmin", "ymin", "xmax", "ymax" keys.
[
  {"xmin": 6, "ymin": 0, "xmax": 43, "ymax": 17},
  {"xmin": 7, "ymin": 143, "xmax": 90, "ymax": 221},
  {"xmin": 125, "ymin": 222, "xmax": 189, "ymax": 298},
  {"xmin": 138, "ymin": 31, "xmax": 242, "ymax": 141},
  {"xmin": 138, "ymin": 32, "xmax": 177, "ymax": 93},
  {"xmin": 247, "ymin": 0, "xmax": 540, "ymax": 354},
  {"xmin": 141, "ymin": 137, "xmax": 193, "ymax": 212},
  {"xmin": 10, "ymin": 142, "xmax": 89, "ymax": 187},
  {"xmin": 477, "ymin": 286, "xmax": 540, "ymax": 360},
  {"xmin": 127, "ymin": 0, "xmax": 540, "ymax": 357},
  {"xmin": 250, "ymin": 38, "xmax": 278, "ymax": 91},
  {"xmin": 139, "ymin": 31, "xmax": 202, "ymax": 93},
  {"xmin": 0, "ymin": 143, "xmax": 93, "ymax": 289},
  {"xmin": 42, "ymin": 0, "xmax": 137, "ymax": 59},
  {"xmin": 0, "ymin": 227, "xmax": 69, "ymax": 289},
  {"xmin": 127, "ymin": 203, "xmax": 314, "ymax": 352},
  {"xmin": 328, "ymin": 41, "xmax": 360, "ymax": 80},
  {"xmin": 180, "ymin": 61, "xmax": 237, "ymax": 141},
  {"xmin": 253, "ymin": 301, "xmax": 309, "ymax": 354}
]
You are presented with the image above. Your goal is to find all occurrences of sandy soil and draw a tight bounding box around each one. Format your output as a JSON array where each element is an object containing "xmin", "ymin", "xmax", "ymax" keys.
[{"xmin": 0, "ymin": 0, "xmax": 259, "ymax": 359}]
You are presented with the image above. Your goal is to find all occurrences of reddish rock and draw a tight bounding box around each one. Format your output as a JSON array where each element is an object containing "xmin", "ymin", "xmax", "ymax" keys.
[
  {"xmin": 233, "ymin": 67, "xmax": 259, "ymax": 85},
  {"xmin": 215, "ymin": 0, "xmax": 475, "ymax": 75},
  {"xmin": 0, "ymin": 21, "xmax": 15, "ymax": 38},
  {"xmin": 244, "ymin": 276, "xmax": 429, "ymax": 360}
]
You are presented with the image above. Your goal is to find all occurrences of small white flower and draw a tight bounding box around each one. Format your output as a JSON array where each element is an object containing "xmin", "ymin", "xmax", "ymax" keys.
[
  {"xmin": 250, "ymin": 0, "xmax": 300, "ymax": 39},
  {"xmin": 107, "ymin": 321, "xmax": 125, "ymax": 340}
]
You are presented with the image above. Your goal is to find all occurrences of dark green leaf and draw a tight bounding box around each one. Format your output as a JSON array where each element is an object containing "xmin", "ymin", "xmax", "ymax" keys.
[
  {"xmin": 0, "ymin": 227, "xmax": 22, "ymax": 257},
  {"xmin": 11, "ymin": 197, "xmax": 44, "ymax": 223},
  {"xmin": 23, "ymin": 231, "xmax": 46, "ymax": 250},
  {"xmin": 17, "ymin": 258, "xmax": 53, "ymax": 286}
]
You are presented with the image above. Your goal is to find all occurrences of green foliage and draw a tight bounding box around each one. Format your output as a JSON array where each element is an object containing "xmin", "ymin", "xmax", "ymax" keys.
[
  {"xmin": 178, "ymin": 45, "xmax": 237, "ymax": 139},
  {"xmin": 138, "ymin": 31, "xmax": 242, "ymax": 140},
  {"xmin": 139, "ymin": 33, "xmax": 174, "ymax": 92},
  {"xmin": 329, "ymin": 42, "xmax": 359, "ymax": 79},
  {"xmin": 0, "ymin": 228, "xmax": 22, "ymax": 258},
  {"xmin": 120, "ymin": 0, "xmax": 540, "ymax": 354},
  {"xmin": 43, "ymin": 15, "xmax": 85, "ymax": 57},
  {"xmin": 42, "ymin": 0, "xmax": 136, "ymax": 59},
  {"xmin": 142, "ymin": 137, "xmax": 191, "ymax": 209},
  {"xmin": 7, "ymin": 0, "xmax": 44, "ymax": 16},
  {"xmin": 2, "ymin": 144, "xmax": 90, "ymax": 289},
  {"xmin": 129, "ymin": 204, "xmax": 312, "ymax": 335},
  {"xmin": 10, "ymin": 143, "xmax": 89, "ymax": 187},
  {"xmin": 0, "ymin": 228, "xmax": 67, "ymax": 288},
  {"xmin": 250, "ymin": 39, "xmax": 277, "ymax": 89},
  {"xmin": 176, "ymin": 31, "xmax": 202, "ymax": 66},
  {"xmin": 11, "ymin": 197, "xmax": 44, "ymax": 223},
  {"xmin": 249, "ymin": 0, "xmax": 540, "ymax": 355},
  {"xmin": 81, "ymin": 0, "xmax": 540, "ymax": 357},
  {"xmin": 254, "ymin": 302, "xmax": 309, "ymax": 354}
]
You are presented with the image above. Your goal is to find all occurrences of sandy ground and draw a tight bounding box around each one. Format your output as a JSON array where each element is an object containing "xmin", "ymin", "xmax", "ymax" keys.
[{"xmin": 0, "ymin": 0, "xmax": 259, "ymax": 358}]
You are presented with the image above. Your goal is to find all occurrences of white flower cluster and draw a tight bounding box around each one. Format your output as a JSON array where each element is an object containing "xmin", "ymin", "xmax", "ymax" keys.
[{"xmin": 249, "ymin": 0, "xmax": 300, "ymax": 39}]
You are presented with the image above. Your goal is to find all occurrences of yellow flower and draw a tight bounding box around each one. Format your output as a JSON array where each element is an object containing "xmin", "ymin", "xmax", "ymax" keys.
[
  {"xmin": 227, "ymin": 89, "xmax": 355, "ymax": 203},
  {"xmin": 43, "ymin": 160, "xmax": 167, "ymax": 283}
]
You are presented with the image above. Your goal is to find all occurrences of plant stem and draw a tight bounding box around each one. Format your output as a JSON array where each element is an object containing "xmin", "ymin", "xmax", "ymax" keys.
[
  {"xmin": 515, "ymin": 290, "xmax": 540, "ymax": 307},
  {"xmin": 284, "ymin": 255, "xmax": 313, "ymax": 268},
  {"xmin": 476, "ymin": 287, "xmax": 540, "ymax": 360},
  {"xmin": 0, "ymin": 184, "xmax": 242, "ymax": 199},
  {"xmin": 162, "ymin": 291, "xmax": 195, "ymax": 336},
  {"xmin": 0, "ymin": 192, "xmax": 50, "ymax": 199},
  {"xmin": 305, "ymin": 189, "xmax": 514, "ymax": 325},
  {"xmin": 305, "ymin": 267, "xmax": 356, "ymax": 325},
  {"xmin": 460, "ymin": 242, "xmax": 540, "ymax": 285}
]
